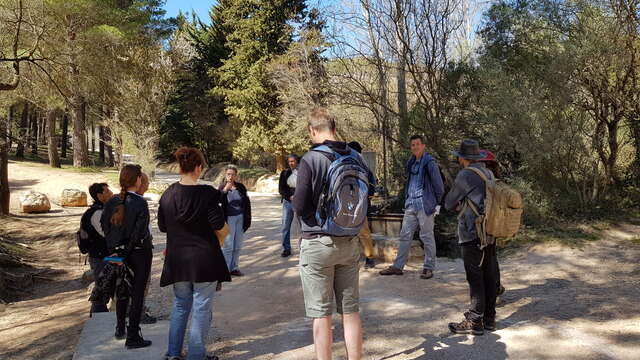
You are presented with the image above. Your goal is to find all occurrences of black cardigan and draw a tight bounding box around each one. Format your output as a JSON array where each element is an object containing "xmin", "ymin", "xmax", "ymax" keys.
[
  {"xmin": 101, "ymin": 193, "xmax": 152, "ymax": 256},
  {"xmin": 218, "ymin": 182, "xmax": 252, "ymax": 232},
  {"xmin": 158, "ymin": 183, "xmax": 231, "ymax": 287}
]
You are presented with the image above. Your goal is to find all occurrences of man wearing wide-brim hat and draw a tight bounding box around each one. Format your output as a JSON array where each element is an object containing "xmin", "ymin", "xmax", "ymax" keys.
[{"xmin": 444, "ymin": 139, "xmax": 500, "ymax": 336}]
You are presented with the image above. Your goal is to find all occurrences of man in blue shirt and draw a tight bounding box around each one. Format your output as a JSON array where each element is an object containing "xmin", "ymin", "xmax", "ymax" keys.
[{"xmin": 380, "ymin": 135, "xmax": 445, "ymax": 279}]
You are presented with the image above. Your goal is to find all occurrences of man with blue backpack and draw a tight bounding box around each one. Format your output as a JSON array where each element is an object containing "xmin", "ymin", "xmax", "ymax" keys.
[
  {"xmin": 379, "ymin": 135, "xmax": 445, "ymax": 279},
  {"xmin": 292, "ymin": 108, "xmax": 372, "ymax": 360}
]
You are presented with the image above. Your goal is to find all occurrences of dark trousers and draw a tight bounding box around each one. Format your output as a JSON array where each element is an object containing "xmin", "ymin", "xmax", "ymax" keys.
[
  {"xmin": 116, "ymin": 248, "xmax": 152, "ymax": 331},
  {"xmin": 89, "ymin": 257, "xmax": 109, "ymax": 314},
  {"xmin": 461, "ymin": 242, "xmax": 498, "ymax": 322}
]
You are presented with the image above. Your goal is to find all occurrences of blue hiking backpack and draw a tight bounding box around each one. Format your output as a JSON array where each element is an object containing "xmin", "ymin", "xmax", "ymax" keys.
[{"xmin": 313, "ymin": 145, "xmax": 371, "ymax": 237}]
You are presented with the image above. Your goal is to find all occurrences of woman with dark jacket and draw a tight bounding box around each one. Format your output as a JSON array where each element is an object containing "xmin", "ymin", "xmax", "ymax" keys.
[
  {"xmin": 101, "ymin": 164, "xmax": 153, "ymax": 349},
  {"xmin": 159, "ymin": 147, "xmax": 231, "ymax": 360},
  {"xmin": 218, "ymin": 165, "xmax": 251, "ymax": 277}
]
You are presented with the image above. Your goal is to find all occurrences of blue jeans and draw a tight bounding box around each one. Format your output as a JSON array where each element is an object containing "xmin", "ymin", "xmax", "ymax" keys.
[
  {"xmin": 282, "ymin": 200, "xmax": 295, "ymax": 251},
  {"xmin": 223, "ymin": 214, "xmax": 244, "ymax": 272},
  {"xmin": 168, "ymin": 281, "xmax": 216, "ymax": 359},
  {"xmin": 393, "ymin": 208, "xmax": 437, "ymax": 271}
]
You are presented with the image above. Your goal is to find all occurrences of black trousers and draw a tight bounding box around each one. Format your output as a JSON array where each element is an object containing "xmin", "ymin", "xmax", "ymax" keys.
[
  {"xmin": 116, "ymin": 248, "xmax": 152, "ymax": 331},
  {"xmin": 461, "ymin": 242, "xmax": 498, "ymax": 322}
]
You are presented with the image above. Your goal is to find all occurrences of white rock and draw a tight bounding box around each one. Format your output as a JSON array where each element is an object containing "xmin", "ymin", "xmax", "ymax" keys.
[
  {"xmin": 254, "ymin": 175, "xmax": 280, "ymax": 193},
  {"xmin": 19, "ymin": 191, "xmax": 51, "ymax": 213},
  {"xmin": 61, "ymin": 189, "xmax": 88, "ymax": 207}
]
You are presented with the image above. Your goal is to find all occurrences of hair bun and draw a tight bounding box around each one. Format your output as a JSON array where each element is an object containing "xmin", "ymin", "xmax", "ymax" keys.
[{"xmin": 175, "ymin": 147, "xmax": 206, "ymax": 174}]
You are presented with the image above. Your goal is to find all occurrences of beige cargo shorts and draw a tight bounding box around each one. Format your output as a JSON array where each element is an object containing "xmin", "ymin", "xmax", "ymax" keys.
[{"xmin": 299, "ymin": 235, "xmax": 360, "ymax": 318}]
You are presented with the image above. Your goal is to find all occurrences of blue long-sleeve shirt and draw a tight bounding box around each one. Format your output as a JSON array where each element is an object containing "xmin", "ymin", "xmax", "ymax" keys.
[{"xmin": 404, "ymin": 153, "xmax": 445, "ymax": 216}]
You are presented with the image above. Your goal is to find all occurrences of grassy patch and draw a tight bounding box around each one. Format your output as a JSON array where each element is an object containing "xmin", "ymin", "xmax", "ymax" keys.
[
  {"xmin": 498, "ymin": 224, "xmax": 601, "ymax": 253},
  {"xmin": 0, "ymin": 236, "xmax": 31, "ymax": 259},
  {"xmin": 631, "ymin": 237, "xmax": 640, "ymax": 245}
]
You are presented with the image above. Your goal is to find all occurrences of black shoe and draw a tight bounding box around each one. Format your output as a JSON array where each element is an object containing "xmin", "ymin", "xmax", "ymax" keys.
[
  {"xmin": 230, "ymin": 269, "xmax": 244, "ymax": 277},
  {"xmin": 497, "ymin": 284, "xmax": 506, "ymax": 296},
  {"xmin": 140, "ymin": 311, "xmax": 157, "ymax": 324},
  {"xmin": 281, "ymin": 249, "xmax": 292, "ymax": 257},
  {"xmin": 364, "ymin": 257, "xmax": 376, "ymax": 269},
  {"xmin": 448, "ymin": 313, "xmax": 484, "ymax": 336},
  {"xmin": 125, "ymin": 328, "xmax": 152, "ymax": 349},
  {"xmin": 115, "ymin": 326, "xmax": 126, "ymax": 340},
  {"xmin": 420, "ymin": 269, "xmax": 434, "ymax": 279},
  {"xmin": 484, "ymin": 318, "xmax": 497, "ymax": 331},
  {"xmin": 205, "ymin": 356, "xmax": 219, "ymax": 360},
  {"xmin": 379, "ymin": 266, "xmax": 403, "ymax": 276}
]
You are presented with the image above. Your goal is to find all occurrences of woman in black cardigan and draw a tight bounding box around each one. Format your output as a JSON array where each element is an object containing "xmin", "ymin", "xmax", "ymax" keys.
[
  {"xmin": 159, "ymin": 147, "xmax": 230, "ymax": 360},
  {"xmin": 218, "ymin": 165, "xmax": 251, "ymax": 276},
  {"xmin": 101, "ymin": 164, "xmax": 153, "ymax": 349}
]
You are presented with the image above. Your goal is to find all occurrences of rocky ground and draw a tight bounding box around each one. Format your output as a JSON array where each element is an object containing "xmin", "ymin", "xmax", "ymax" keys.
[{"xmin": 1, "ymin": 160, "xmax": 639, "ymax": 359}]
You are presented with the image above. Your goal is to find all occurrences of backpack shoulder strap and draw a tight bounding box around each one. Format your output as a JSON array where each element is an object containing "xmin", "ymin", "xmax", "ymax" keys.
[
  {"xmin": 312, "ymin": 145, "xmax": 336, "ymax": 162},
  {"xmin": 465, "ymin": 166, "xmax": 489, "ymax": 183}
]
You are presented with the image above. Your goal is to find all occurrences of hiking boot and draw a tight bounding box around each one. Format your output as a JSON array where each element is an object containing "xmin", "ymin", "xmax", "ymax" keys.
[
  {"xmin": 484, "ymin": 318, "xmax": 497, "ymax": 331},
  {"xmin": 140, "ymin": 311, "xmax": 157, "ymax": 324},
  {"xmin": 379, "ymin": 266, "xmax": 403, "ymax": 276},
  {"xmin": 115, "ymin": 326, "xmax": 126, "ymax": 340},
  {"xmin": 448, "ymin": 315, "xmax": 484, "ymax": 336},
  {"xmin": 230, "ymin": 269, "xmax": 244, "ymax": 277},
  {"xmin": 420, "ymin": 269, "xmax": 434, "ymax": 279},
  {"xmin": 364, "ymin": 257, "xmax": 376, "ymax": 269},
  {"xmin": 125, "ymin": 327, "xmax": 152, "ymax": 349},
  {"xmin": 281, "ymin": 249, "xmax": 292, "ymax": 258}
]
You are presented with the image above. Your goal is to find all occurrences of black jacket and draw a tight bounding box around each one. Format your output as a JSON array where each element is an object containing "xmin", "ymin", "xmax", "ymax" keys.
[
  {"xmin": 218, "ymin": 182, "xmax": 252, "ymax": 232},
  {"xmin": 80, "ymin": 203, "xmax": 109, "ymax": 258},
  {"xmin": 159, "ymin": 183, "xmax": 231, "ymax": 287},
  {"xmin": 101, "ymin": 193, "xmax": 153, "ymax": 257},
  {"xmin": 278, "ymin": 168, "xmax": 295, "ymax": 202}
]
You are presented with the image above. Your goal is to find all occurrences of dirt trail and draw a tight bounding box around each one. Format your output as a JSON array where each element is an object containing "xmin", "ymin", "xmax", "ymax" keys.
[{"xmin": 1, "ymin": 161, "xmax": 640, "ymax": 359}]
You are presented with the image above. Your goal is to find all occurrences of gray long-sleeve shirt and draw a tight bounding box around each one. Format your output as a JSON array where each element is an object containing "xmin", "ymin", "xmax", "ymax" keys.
[{"xmin": 444, "ymin": 162, "xmax": 493, "ymax": 244}]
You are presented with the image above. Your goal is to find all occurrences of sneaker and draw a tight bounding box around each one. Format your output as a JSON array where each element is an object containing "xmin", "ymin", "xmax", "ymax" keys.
[
  {"xmin": 484, "ymin": 318, "xmax": 497, "ymax": 331},
  {"xmin": 281, "ymin": 249, "xmax": 292, "ymax": 258},
  {"xmin": 379, "ymin": 266, "xmax": 403, "ymax": 276},
  {"xmin": 448, "ymin": 316, "xmax": 484, "ymax": 336},
  {"xmin": 230, "ymin": 269, "xmax": 244, "ymax": 277},
  {"xmin": 140, "ymin": 311, "xmax": 157, "ymax": 324},
  {"xmin": 420, "ymin": 269, "xmax": 434, "ymax": 279},
  {"xmin": 165, "ymin": 356, "xmax": 182, "ymax": 360},
  {"xmin": 364, "ymin": 257, "xmax": 376, "ymax": 269},
  {"xmin": 115, "ymin": 326, "xmax": 126, "ymax": 340}
]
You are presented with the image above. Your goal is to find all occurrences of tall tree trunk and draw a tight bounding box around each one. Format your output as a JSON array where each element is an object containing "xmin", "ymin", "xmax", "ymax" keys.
[
  {"xmin": 99, "ymin": 126, "xmax": 105, "ymax": 162},
  {"xmin": 71, "ymin": 97, "xmax": 89, "ymax": 167},
  {"xmin": 15, "ymin": 102, "xmax": 28, "ymax": 158},
  {"xmin": 90, "ymin": 119, "xmax": 95, "ymax": 154},
  {"xmin": 0, "ymin": 111, "xmax": 9, "ymax": 215},
  {"xmin": 7, "ymin": 105, "xmax": 13, "ymax": 151},
  {"xmin": 47, "ymin": 109, "xmax": 60, "ymax": 168},
  {"xmin": 61, "ymin": 113, "xmax": 68, "ymax": 158},
  {"xmin": 104, "ymin": 126, "xmax": 114, "ymax": 167},
  {"xmin": 30, "ymin": 109, "xmax": 38, "ymax": 155},
  {"xmin": 395, "ymin": 0, "xmax": 409, "ymax": 147}
]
